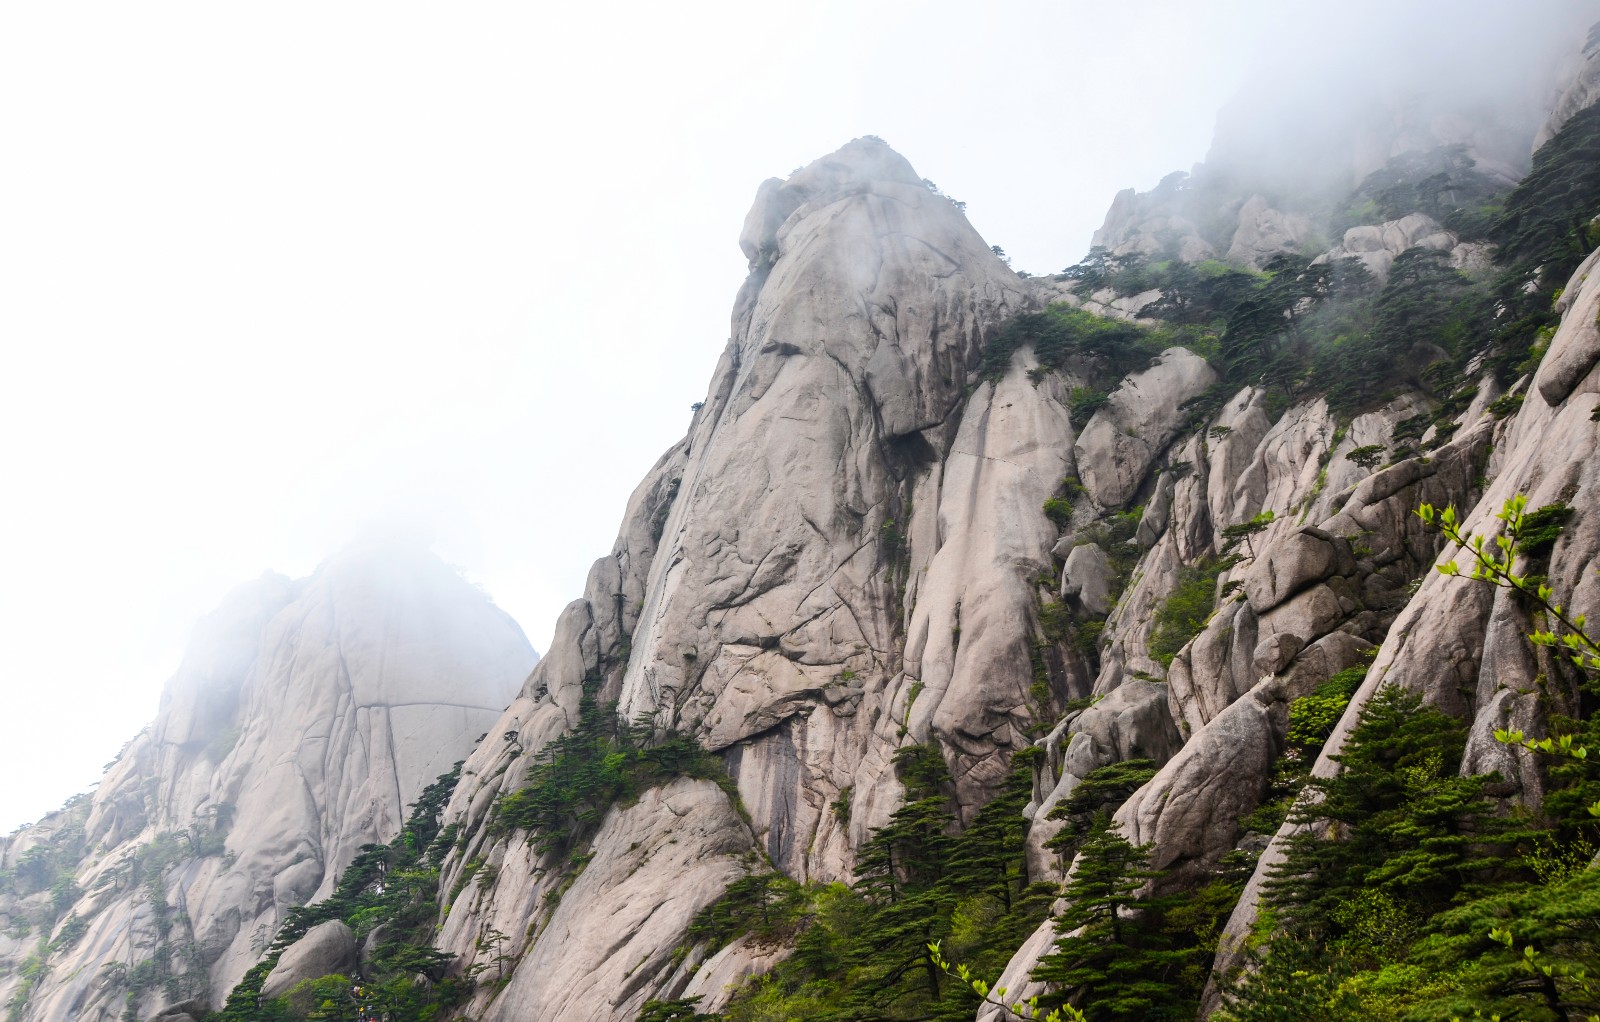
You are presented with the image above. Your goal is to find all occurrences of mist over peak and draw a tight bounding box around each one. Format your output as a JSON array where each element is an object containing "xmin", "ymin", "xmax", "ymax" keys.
[{"xmin": 1200, "ymin": 0, "xmax": 1595, "ymax": 205}]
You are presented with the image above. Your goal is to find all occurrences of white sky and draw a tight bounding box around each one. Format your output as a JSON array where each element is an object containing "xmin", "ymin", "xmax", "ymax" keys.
[{"xmin": 0, "ymin": 1, "xmax": 1585, "ymax": 833}]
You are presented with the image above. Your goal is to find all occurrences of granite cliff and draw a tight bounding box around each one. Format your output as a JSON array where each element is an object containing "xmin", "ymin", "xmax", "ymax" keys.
[{"xmin": 7, "ymin": 17, "xmax": 1600, "ymax": 1022}]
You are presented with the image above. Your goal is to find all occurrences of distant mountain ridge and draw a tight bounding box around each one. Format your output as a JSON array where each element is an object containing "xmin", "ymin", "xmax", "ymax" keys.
[{"xmin": 0, "ymin": 544, "xmax": 533, "ymax": 1021}]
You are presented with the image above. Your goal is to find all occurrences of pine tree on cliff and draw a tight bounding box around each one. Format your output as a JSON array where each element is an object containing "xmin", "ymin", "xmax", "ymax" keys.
[{"xmin": 1031, "ymin": 823, "xmax": 1189, "ymax": 1022}]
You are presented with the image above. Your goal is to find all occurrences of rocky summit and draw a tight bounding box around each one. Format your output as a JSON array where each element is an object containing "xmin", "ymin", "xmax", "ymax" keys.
[{"xmin": 8, "ymin": 18, "xmax": 1600, "ymax": 1022}]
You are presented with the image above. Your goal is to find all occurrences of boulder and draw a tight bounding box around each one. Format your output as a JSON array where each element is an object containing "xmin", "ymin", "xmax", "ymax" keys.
[
  {"xmin": 1242, "ymin": 526, "xmax": 1354, "ymax": 612},
  {"xmin": 261, "ymin": 920, "xmax": 358, "ymax": 1000},
  {"xmin": 1316, "ymin": 212, "xmax": 1459, "ymax": 283},
  {"xmin": 1225, "ymin": 195, "xmax": 1315, "ymax": 268},
  {"xmin": 1061, "ymin": 543, "xmax": 1115, "ymax": 616},
  {"xmin": 1118, "ymin": 676, "xmax": 1288, "ymax": 883},
  {"xmin": 1251, "ymin": 632, "xmax": 1306, "ymax": 676},
  {"xmin": 1534, "ymin": 245, "xmax": 1600, "ymax": 407}
]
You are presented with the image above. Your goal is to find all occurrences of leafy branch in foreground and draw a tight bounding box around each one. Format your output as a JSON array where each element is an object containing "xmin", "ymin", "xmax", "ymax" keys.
[
  {"xmin": 928, "ymin": 942, "xmax": 1087, "ymax": 1022},
  {"xmin": 1416, "ymin": 495, "xmax": 1600, "ymax": 674},
  {"xmin": 1417, "ymin": 494, "xmax": 1600, "ymax": 1020}
]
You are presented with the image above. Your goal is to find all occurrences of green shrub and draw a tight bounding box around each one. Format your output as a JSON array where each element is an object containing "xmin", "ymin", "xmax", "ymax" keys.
[
  {"xmin": 1068, "ymin": 386, "xmax": 1109, "ymax": 421},
  {"xmin": 1148, "ymin": 558, "xmax": 1228, "ymax": 665},
  {"xmin": 1285, "ymin": 667, "xmax": 1367, "ymax": 755},
  {"xmin": 1221, "ymin": 510, "xmax": 1275, "ymax": 556},
  {"xmin": 979, "ymin": 305, "xmax": 1168, "ymax": 383},
  {"xmin": 1071, "ymin": 619, "xmax": 1105, "ymax": 656},
  {"xmin": 1043, "ymin": 497, "xmax": 1073, "ymax": 527},
  {"xmin": 1039, "ymin": 600, "xmax": 1071, "ymax": 643},
  {"xmin": 1346, "ymin": 444, "xmax": 1385, "ymax": 469}
]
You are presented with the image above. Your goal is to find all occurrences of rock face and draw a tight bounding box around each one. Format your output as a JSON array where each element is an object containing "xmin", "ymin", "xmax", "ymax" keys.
[
  {"xmin": 0, "ymin": 545, "xmax": 533, "ymax": 1022},
  {"xmin": 430, "ymin": 137, "xmax": 1083, "ymax": 1016},
  {"xmin": 620, "ymin": 138, "xmax": 1048, "ymax": 850},
  {"xmin": 14, "ymin": 30, "xmax": 1600, "ymax": 1019},
  {"xmin": 260, "ymin": 920, "xmax": 358, "ymax": 999},
  {"xmin": 1073, "ymin": 348, "xmax": 1217, "ymax": 507}
]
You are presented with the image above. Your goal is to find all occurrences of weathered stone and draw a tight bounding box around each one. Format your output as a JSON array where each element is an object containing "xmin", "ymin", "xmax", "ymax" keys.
[
  {"xmin": 1316, "ymin": 213, "xmax": 1459, "ymax": 283},
  {"xmin": 1226, "ymin": 195, "xmax": 1315, "ymax": 268},
  {"xmin": 1090, "ymin": 185, "xmax": 1216, "ymax": 262},
  {"xmin": 261, "ymin": 921, "xmax": 358, "ymax": 1000},
  {"xmin": 474, "ymin": 780, "xmax": 754, "ymax": 1022},
  {"xmin": 1136, "ymin": 471, "xmax": 1177, "ymax": 549},
  {"xmin": 678, "ymin": 934, "xmax": 789, "ymax": 1013},
  {"xmin": 1062, "ymin": 543, "xmax": 1115, "ymax": 616},
  {"xmin": 1117, "ymin": 676, "xmax": 1287, "ymax": 884},
  {"xmin": 1074, "ymin": 348, "xmax": 1218, "ymax": 507},
  {"xmin": 1534, "ymin": 245, "xmax": 1600, "ymax": 407},
  {"xmin": 1243, "ymin": 527, "xmax": 1354, "ymax": 613},
  {"xmin": 1039, "ymin": 681, "xmax": 1184, "ymax": 823},
  {"xmin": 1277, "ymin": 631, "xmax": 1373, "ymax": 694},
  {"xmin": 1167, "ymin": 598, "xmax": 1259, "ymax": 736},
  {"xmin": 1252, "ymin": 632, "xmax": 1306, "ymax": 676}
]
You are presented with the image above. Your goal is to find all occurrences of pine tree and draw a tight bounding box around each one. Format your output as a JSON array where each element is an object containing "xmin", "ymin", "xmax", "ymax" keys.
[
  {"xmin": 845, "ymin": 744, "xmax": 961, "ymax": 1010},
  {"xmin": 1032, "ymin": 824, "xmax": 1190, "ymax": 1021},
  {"xmin": 1264, "ymin": 685, "xmax": 1510, "ymax": 935},
  {"xmin": 945, "ymin": 746, "xmax": 1041, "ymax": 915}
]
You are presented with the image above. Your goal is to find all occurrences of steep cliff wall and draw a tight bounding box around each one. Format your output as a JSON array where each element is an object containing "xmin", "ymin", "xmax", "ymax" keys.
[
  {"xmin": 420, "ymin": 36, "xmax": 1600, "ymax": 1012},
  {"xmin": 11, "ymin": 21, "xmax": 1600, "ymax": 1022},
  {"xmin": 425, "ymin": 137, "xmax": 1081, "ymax": 1020}
]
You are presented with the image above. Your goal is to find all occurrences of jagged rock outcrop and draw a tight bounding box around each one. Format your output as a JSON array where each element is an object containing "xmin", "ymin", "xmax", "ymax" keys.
[
  {"xmin": 0, "ymin": 546, "xmax": 533, "ymax": 1022},
  {"xmin": 1225, "ymin": 195, "xmax": 1317, "ymax": 268},
  {"xmin": 429, "ymin": 137, "xmax": 1089, "ymax": 1016},
  {"xmin": 616, "ymin": 140, "xmax": 1049, "ymax": 856},
  {"xmin": 1315, "ymin": 212, "xmax": 1489, "ymax": 282},
  {"xmin": 1091, "ymin": 177, "xmax": 1217, "ymax": 262},
  {"xmin": 1203, "ymin": 240, "xmax": 1600, "ymax": 1011},
  {"xmin": 1074, "ymin": 348, "xmax": 1217, "ymax": 508},
  {"xmin": 991, "ymin": 331, "xmax": 1513, "ymax": 1007}
]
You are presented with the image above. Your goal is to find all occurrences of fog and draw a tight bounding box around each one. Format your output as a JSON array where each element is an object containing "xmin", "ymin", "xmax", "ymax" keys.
[
  {"xmin": 0, "ymin": 0, "xmax": 1594, "ymax": 833},
  {"xmin": 1204, "ymin": 1, "xmax": 1595, "ymax": 201}
]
